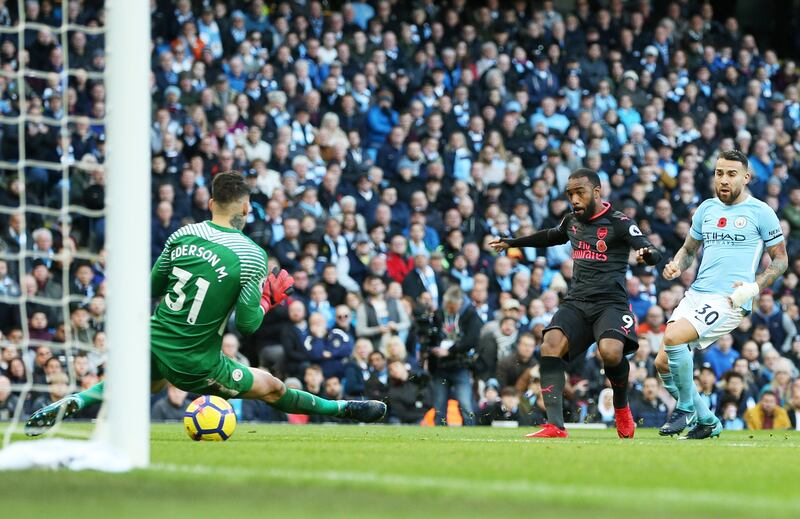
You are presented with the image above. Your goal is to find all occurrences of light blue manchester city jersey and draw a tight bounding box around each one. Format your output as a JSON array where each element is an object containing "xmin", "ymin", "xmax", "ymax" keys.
[{"xmin": 689, "ymin": 195, "xmax": 783, "ymax": 311}]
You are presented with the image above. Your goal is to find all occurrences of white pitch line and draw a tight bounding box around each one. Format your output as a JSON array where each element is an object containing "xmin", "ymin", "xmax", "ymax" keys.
[
  {"xmin": 151, "ymin": 463, "xmax": 799, "ymax": 513},
  {"xmin": 368, "ymin": 436, "xmax": 773, "ymax": 448}
]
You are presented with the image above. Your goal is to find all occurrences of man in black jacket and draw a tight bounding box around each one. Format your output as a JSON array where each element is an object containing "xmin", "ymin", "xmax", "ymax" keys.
[
  {"xmin": 273, "ymin": 217, "xmax": 302, "ymax": 272},
  {"xmin": 496, "ymin": 332, "xmax": 539, "ymax": 388},
  {"xmin": 279, "ymin": 300, "xmax": 311, "ymax": 377},
  {"xmin": 428, "ymin": 286, "xmax": 482, "ymax": 426},
  {"xmin": 387, "ymin": 361, "xmax": 432, "ymax": 424},
  {"xmin": 402, "ymin": 252, "xmax": 445, "ymax": 308}
]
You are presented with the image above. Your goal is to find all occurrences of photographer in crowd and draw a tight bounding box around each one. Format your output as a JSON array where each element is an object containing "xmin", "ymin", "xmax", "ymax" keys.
[{"xmin": 423, "ymin": 286, "xmax": 482, "ymax": 426}]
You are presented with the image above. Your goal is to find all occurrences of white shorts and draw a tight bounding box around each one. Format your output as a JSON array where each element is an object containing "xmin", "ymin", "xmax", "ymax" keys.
[{"xmin": 668, "ymin": 290, "xmax": 745, "ymax": 350}]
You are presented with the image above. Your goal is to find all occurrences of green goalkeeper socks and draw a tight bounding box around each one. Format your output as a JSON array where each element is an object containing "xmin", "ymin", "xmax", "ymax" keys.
[
  {"xmin": 74, "ymin": 381, "xmax": 105, "ymax": 410},
  {"xmin": 73, "ymin": 382, "xmax": 348, "ymax": 418},
  {"xmin": 271, "ymin": 387, "xmax": 344, "ymax": 417}
]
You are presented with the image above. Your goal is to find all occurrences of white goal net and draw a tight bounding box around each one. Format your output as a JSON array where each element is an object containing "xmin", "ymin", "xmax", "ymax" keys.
[{"xmin": 0, "ymin": 0, "xmax": 150, "ymax": 470}]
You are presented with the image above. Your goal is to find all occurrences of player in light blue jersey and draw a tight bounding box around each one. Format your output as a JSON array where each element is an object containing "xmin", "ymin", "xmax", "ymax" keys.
[{"xmin": 655, "ymin": 149, "xmax": 788, "ymax": 439}]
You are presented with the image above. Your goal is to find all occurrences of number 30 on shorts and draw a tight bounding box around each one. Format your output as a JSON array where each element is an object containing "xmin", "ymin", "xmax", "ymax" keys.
[{"xmin": 693, "ymin": 304, "xmax": 720, "ymax": 325}]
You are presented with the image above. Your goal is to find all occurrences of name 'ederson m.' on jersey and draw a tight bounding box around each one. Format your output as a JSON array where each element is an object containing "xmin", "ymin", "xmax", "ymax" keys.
[
  {"xmin": 689, "ymin": 196, "xmax": 783, "ymax": 312},
  {"xmin": 150, "ymin": 221, "xmax": 268, "ymax": 374}
]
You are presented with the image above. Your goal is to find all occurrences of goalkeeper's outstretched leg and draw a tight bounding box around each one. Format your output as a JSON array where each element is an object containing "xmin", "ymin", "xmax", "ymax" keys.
[
  {"xmin": 244, "ymin": 367, "xmax": 387, "ymax": 423},
  {"xmin": 25, "ymin": 379, "xmax": 168, "ymax": 436},
  {"xmin": 25, "ymin": 367, "xmax": 386, "ymax": 436}
]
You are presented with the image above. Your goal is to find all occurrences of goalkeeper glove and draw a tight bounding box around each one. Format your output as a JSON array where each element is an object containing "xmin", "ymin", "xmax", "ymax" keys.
[
  {"xmin": 728, "ymin": 282, "xmax": 760, "ymax": 309},
  {"xmin": 260, "ymin": 268, "xmax": 295, "ymax": 314}
]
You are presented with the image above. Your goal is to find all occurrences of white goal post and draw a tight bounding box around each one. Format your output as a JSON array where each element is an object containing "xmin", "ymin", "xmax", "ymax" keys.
[
  {"xmin": 0, "ymin": 0, "xmax": 151, "ymax": 471},
  {"xmin": 100, "ymin": 0, "xmax": 152, "ymax": 469}
]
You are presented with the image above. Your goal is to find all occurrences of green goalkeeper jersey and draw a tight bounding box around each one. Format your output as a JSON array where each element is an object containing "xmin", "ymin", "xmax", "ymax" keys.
[{"xmin": 150, "ymin": 221, "xmax": 267, "ymax": 374}]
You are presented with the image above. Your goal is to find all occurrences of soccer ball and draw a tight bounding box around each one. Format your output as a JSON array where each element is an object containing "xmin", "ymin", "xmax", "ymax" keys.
[{"xmin": 184, "ymin": 395, "xmax": 237, "ymax": 441}]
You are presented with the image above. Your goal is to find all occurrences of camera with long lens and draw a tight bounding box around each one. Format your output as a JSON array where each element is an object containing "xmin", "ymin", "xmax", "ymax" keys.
[{"xmin": 415, "ymin": 310, "xmax": 443, "ymax": 351}]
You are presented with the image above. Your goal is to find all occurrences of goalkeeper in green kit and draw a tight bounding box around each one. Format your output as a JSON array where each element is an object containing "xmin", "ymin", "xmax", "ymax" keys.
[{"xmin": 26, "ymin": 172, "xmax": 386, "ymax": 434}]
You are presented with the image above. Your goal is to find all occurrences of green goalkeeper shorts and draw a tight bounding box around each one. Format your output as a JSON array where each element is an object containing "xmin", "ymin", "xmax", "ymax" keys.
[{"xmin": 150, "ymin": 350, "xmax": 254, "ymax": 398}]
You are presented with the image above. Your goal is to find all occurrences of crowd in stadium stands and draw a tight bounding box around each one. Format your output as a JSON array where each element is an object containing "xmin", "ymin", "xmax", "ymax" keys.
[{"xmin": 2, "ymin": 0, "xmax": 800, "ymax": 430}]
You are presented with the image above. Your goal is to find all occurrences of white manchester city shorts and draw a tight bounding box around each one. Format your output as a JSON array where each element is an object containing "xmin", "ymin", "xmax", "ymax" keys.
[{"xmin": 668, "ymin": 290, "xmax": 745, "ymax": 350}]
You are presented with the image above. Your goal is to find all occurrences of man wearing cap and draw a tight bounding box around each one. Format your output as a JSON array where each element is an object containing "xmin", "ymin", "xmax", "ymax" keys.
[
  {"xmin": 618, "ymin": 70, "xmax": 648, "ymax": 110},
  {"xmin": 640, "ymin": 45, "xmax": 665, "ymax": 79},
  {"xmin": 222, "ymin": 9, "xmax": 248, "ymax": 56},
  {"xmin": 527, "ymin": 54, "xmax": 559, "ymax": 105},
  {"xmin": 390, "ymin": 68, "xmax": 413, "ymax": 110}
]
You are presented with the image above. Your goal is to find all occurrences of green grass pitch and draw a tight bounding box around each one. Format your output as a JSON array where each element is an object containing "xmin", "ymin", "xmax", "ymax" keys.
[{"xmin": 2, "ymin": 424, "xmax": 799, "ymax": 518}]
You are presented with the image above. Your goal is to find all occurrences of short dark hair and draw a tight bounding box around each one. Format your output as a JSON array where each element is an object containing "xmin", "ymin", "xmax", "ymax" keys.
[
  {"xmin": 568, "ymin": 168, "xmax": 601, "ymax": 189},
  {"xmin": 724, "ymin": 371, "xmax": 744, "ymax": 383},
  {"xmin": 761, "ymin": 390, "xmax": 778, "ymax": 401},
  {"xmin": 500, "ymin": 386, "xmax": 519, "ymax": 398},
  {"xmin": 211, "ymin": 171, "xmax": 249, "ymax": 206},
  {"xmin": 718, "ymin": 149, "xmax": 749, "ymax": 168}
]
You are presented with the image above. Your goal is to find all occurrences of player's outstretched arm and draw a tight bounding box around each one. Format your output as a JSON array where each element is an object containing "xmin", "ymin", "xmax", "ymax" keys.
[
  {"xmin": 488, "ymin": 226, "xmax": 569, "ymax": 252},
  {"xmin": 662, "ymin": 234, "xmax": 701, "ymax": 280}
]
